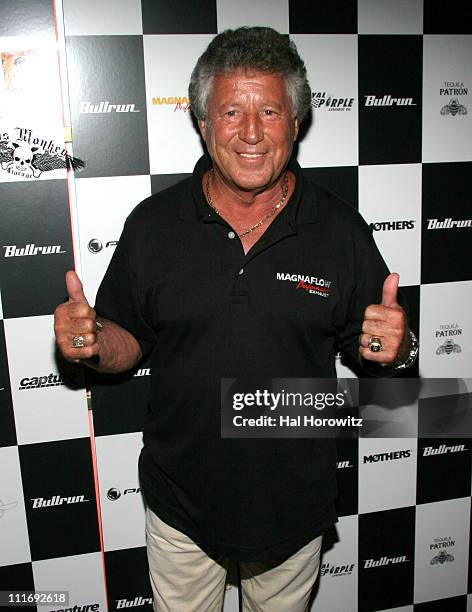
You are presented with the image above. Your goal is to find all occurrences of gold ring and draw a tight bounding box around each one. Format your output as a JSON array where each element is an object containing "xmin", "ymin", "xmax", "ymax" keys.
[
  {"xmin": 368, "ymin": 336, "xmax": 382, "ymax": 353},
  {"xmin": 72, "ymin": 335, "xmax": 85, "ymax": 348}
]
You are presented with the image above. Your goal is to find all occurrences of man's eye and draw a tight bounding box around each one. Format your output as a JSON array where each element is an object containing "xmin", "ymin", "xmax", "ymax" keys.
[
  {"xmin": 262, "ymin": 109, "xmax": 276, "ymax": 117},
  {"xmin": 226, "ymin": 110, "xmax": 237, "ymax": 117}
]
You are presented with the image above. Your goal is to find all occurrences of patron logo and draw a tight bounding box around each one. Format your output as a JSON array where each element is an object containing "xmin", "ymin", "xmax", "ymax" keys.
[
  {"xmin": 430, "ymin": 536, "xmax": 455, "ymax": 551},
  {"xmin": 364, "ymin": 95, "xmax": 416, "ymax": 107},
  {"xmin": 311, "ymin": 91, "xmax": 354, "ymax": 111},
  {"xmin": 152, "ymin": 96, "xmax": 191, "ymax": 113},
  {"xmin": 440, "ymin": 81, "xmax": 468, "ymax": 116},
  {"xmin": 436, "ymin": 339, "xmax": 462, "ymax": 355},
  {"xmin": 116, "ymin": 596, "xmax": 152, "ymax": 609},
  {"xmin": 423, "ymin": 443, "xmax": 467, "ymax": 456},
  {"xmin": 431, "ymin": 551, "xmax": 454, "ymax": 564},
  {"xmin": 18, "ymin": 372, "xmax": 76, "ymax": 390},
  {"xmin": 0, "ymin": 127, "xmax": 84, "ymax": 179},
  {"xmin": 427, "ymin": 217, "xmax": 472, "ymax": 229},
  {"xmin": 370, "ymin": 220, "xmax": 415, "ymax": 231},
  {"xmin": 3, "ymin": 244, "xmax": 66, "ymax": 257},
  {"xmin": 79, "ymin": 101, "xmax": 140, "ymax": 114},
  {"xmin": 31, "ymin": 494, "xmax": 89, "ymax": 508},
  {"xmin": 0, "ymin": 499, "xmax": 18, "ymax": 519},
  {"xmin": 440, "ymin": 81, "xmax": 468, "ymax": 96},
  {"xmin": 441, "ymin": 98, "xmax": 467, "ymax": 116},
  {"xmin": 435, "ymin": 323, "xmax": 462, "ymax": 338},
  {"xmin": 276, "ymin": 272, "xmax": 332, "ymax": 299},
  {"xmin": 87, "ymin": 239, "xmax": 118, "ymax": 254},
  {"xmin": 364, "ymin": 555, "xmax": 409, "ymax": 568},
  {"xmin": 320, "ymin": 561, "xmax": 355, "ymax": 577},
  {"xmin": 107, "ymin": 487, "xmax": 141, "ymax": 501},
  {"xmin": 363, "ymin": 449, "xmax": 412, "ymax": 463},
  {"xmin": 336, "ymin": 460, "xmax": 354, "ymax": 469}
]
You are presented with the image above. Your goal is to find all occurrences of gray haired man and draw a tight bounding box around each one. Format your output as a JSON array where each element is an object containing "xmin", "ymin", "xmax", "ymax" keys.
[{"xmin": 55, "ymin": 27, "xmax": 415, "ymax": 611}]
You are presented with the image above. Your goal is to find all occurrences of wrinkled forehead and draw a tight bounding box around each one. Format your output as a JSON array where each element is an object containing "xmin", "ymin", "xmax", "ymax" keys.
[{"xmin": 208, "ymin": 69, "xmax": 290, "ymax": 104}]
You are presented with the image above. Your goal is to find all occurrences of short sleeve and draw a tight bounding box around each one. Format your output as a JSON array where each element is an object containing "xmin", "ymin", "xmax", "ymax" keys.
[{"xmin": 94, "ymin": 223, "xmax": 157, "ymax": 359}]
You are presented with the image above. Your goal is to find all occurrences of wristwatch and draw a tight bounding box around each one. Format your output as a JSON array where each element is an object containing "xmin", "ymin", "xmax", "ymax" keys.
[{"xmin": 394, "ymin": 329, "xmax": 419, "ymax": 370}]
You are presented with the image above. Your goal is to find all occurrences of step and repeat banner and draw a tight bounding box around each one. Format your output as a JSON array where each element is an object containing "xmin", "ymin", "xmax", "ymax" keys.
[{"xmin": 1, "ymin": 0, "xmax": 471, "ymax": 610}]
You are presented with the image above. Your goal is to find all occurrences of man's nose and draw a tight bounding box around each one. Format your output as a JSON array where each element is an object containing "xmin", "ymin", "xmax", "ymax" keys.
[{"xmin": 239, "ymin": 113, "xmax": 263, "ymax": 144}]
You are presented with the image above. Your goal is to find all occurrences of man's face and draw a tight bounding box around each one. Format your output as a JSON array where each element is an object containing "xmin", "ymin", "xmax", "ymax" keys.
[{"xmin": 199, "ymin": 70, "xmax": 299, "ymax": 194}]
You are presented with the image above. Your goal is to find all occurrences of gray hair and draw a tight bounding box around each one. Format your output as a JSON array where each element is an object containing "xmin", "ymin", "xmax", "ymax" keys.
[{"xmin": 189, "ymin": 27, "xmax": 311, "ymax": 122}]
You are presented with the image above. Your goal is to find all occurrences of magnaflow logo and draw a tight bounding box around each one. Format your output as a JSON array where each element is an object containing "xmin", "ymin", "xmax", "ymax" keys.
[
  {"xmin": 3, "ymin": 244, "xmax": 66, "ymax": 257},
  {"xmin": 427, "ymin": 218, "xmax": 472, "ymax": 229},
  {"xmin": 370, "ymin": 220, "xmax": 415, "ymax": 231},
  {"xmin": 276, "ymin": 272, "xmax": 332, "ymax": 299},
  {"xmin": 116, "ymin": 596, "xmax": 153, "ymax": 609},
  {"xmin": 423, "ymin": 444, "xmax": 467, "ymax": 456},
  {"xmin": 19, "ymin": 373, "xmax": 75, "ymax": 390},
  {"xmin": 320, "ymin": 562, "xmax": 355, "ymax": 577},
  {"xmin": 79, "ymin": 101, "xmax": 140, "ymax": 114},
  {"xmin": 363, "ymin": 450, "xmax": 412, "ymax": 463},
  {"xmin": 364, "ymin": 555, "xmax": 409, "ymax": 568},
  {"xmin": 31, "ymin": 494, "xmax": 89, "ymax": 508},
  {"xmin": 364, "ymin": 95, "xmax": 416, "ymax": 107},
  {"xmin": 152, "ymin": 96, "xmax": 191, "ymax": 112}
]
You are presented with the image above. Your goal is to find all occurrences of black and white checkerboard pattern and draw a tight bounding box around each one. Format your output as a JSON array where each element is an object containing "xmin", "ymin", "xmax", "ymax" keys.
[{"xmin": 1, "ymin": 1, "xmax": 471, "ymax": 610}]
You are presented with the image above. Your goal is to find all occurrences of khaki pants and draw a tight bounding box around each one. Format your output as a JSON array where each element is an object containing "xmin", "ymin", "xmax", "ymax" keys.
[{"xmin": 146, "ymin": 507, "xmax": 323, "ymax": 612}]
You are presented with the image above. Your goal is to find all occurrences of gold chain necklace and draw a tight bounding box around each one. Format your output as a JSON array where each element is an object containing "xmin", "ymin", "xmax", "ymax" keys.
[{"xmin": 205, "ymin": 168, "xmax": 289, "ymax": 237}]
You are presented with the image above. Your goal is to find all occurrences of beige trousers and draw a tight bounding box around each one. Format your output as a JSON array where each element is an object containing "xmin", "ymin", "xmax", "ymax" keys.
[{"xmin": 145, "ymin": 507, "xmax": 323, "ymax": 612}]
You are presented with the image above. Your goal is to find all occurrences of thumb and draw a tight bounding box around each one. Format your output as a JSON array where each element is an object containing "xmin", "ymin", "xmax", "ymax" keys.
[
  {"xmin": 66, "ymin": 270, "xmax": 88, "ymax": 304},
  {"xmin": 381, "ymin": 272, "xmax": 399, "ymax": 307}
]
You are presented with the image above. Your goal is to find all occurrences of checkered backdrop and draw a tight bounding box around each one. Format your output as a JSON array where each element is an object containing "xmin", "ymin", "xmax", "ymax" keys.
[{"xmin": 1, "ymin": 1, "xmax": 471, "ymax": 610}]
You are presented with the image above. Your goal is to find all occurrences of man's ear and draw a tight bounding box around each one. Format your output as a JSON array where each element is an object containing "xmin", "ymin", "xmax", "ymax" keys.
[
  {"xmin": 293, "ymin": 118, "xmax": 299, "ymax": 142},
  {"xmin": 198, "ymin": 118, "xmax": 207, "ymax": 141}
]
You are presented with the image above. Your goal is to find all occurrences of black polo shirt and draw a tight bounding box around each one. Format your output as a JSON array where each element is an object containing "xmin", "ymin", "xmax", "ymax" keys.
[{"xmin": 95, "ymin": 155, "xmax": 390, "ymax": 561}]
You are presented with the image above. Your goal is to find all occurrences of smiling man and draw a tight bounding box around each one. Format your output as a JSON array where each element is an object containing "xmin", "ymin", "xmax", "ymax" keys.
[{"xmin": 54, "ymin": 27, "xmax": 417, "ymax": 611}]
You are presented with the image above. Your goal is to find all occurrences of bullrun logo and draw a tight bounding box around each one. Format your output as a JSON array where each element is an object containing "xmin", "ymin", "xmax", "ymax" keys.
[
  {"xmin": 370, "ymin": 220, "xmax": 415, "ymax": 231},
  {"xmin": 311, "ymin": 91, "xmax": 354, "ymax": 111},
  {"xmin": 3, "ymin": 244, "xmax": 66, "ymax": 257},
  {"xmin": 364, "ymin": 95, "xmax": 416, "ymax": 107},
  {"xmin": 152, "ymin": 96, "xmax": 191, "ymax": 113},
  {"xmin": 79, "ymin": 101, "xmax": 140, "ymax": 113},
  {"xmin": 363, "ymin": 555, "xmax": 409, "ymax": 568},
  {"xmin": 427, "ymin": 218, "xmax": 472, "ymax": 229},
  {"xmin": 0, "ymin": 127, "xmax": 84, "ymax": 179},
  {"xmin": 440, "ymin": 81, "xmax": 468, "ymax": 116},
  {"xmin": 31, "ymin": 494, "xmax": 89, "ymax": 508},
  {"xmin": 422, "ymin": 443, "xmax": 467, "ymax": 456},
  {"xmin": 116, "ymin": 596, "xmax": 153, "ymax": 609},
  {"xmin": 276, "ymin": 272, "xmax": 332, "ymax": 298},
  {"xmin": 435, "ymin": 323, "xmax": 462, "ymax": 355}
]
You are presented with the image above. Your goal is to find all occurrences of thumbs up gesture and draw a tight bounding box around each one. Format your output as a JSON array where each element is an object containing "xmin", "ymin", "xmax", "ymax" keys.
[
  {"xmin": 54, "ymin": 270, "xmax": 100, "ymax": 362},
  {"xmin": 359, "ymin": 273, "xmax": 408, "ymax": 365}
]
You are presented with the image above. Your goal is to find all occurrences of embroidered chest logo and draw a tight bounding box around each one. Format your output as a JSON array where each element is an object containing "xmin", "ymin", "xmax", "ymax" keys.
[{"xmin": 276, "ymin": 272, "xmax": 332, "ymax": 298}]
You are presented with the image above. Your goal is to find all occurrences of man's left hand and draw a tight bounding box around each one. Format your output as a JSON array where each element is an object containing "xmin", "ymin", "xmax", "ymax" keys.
[{"xmin": 359, "ymin": 272, "xmax": 409, "ymax": 365}]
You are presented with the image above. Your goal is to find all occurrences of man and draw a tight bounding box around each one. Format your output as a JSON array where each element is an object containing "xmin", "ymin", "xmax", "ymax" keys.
[{"xmin": 55, "ymin": 27, "xmax": 417, "ymax": 611}]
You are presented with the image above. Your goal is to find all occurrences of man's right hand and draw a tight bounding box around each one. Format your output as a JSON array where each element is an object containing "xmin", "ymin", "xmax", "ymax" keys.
[{"xmin": 54, "ymin": 270, "xmax": 100, "ymax": 362}]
